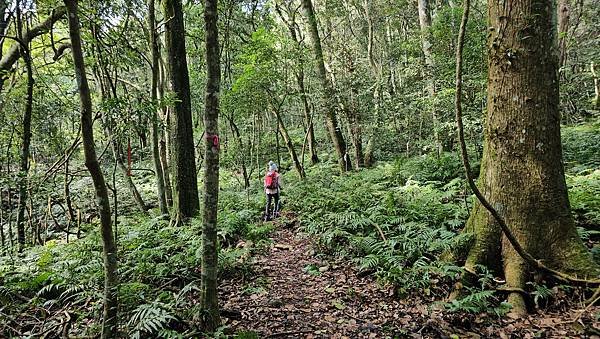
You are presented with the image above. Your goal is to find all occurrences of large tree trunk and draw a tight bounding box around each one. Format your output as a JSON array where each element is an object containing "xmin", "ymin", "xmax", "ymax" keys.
[
  {"xmin": 417, "ymin": 0, "xmax": 442, "ymax": 156},
  {"xmin": 64, "ymin": 0, "xmax": 118, "ymax": 336},
  {"xmin": 148, "ymin": 0, "xmax": 168, "ymax": 216},
  {"xmin": 162, "ymin": 0, "xmax": 199, "ymax": 220},
  {"xmin": 461, "ymin": 0, "xmax": 598, "ymax": 315},
  {"xmin": 200, "ymin": 0, "xmax": 221, "ymax": 331},
  {"xmin": 301, "ymin": 0, "xmax": 351, "ymax": 172},
  {"xmin": 15, "ymin": 3, "xmax": 33, "ymax": 250}
]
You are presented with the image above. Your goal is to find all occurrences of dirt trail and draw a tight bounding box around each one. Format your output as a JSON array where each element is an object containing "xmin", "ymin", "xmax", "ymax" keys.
[
  {"xmin": 219, "ymin": 223, "xmax": 600, "ymax": 338},
  {"xmin": 219, "ymin": 226, "xmax": 420, "ymax": 338}
]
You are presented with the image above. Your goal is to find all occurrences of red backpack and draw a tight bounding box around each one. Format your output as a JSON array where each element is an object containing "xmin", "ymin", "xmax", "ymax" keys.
[{"xmin": 264, "ymin": 171, "xmax": 279, "ymax": 189}]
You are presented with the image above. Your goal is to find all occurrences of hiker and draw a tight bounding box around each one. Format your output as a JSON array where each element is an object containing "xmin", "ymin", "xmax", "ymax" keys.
[{"xmin": 264, "ymin": 161, "xmax": 282, "ymax": 221}]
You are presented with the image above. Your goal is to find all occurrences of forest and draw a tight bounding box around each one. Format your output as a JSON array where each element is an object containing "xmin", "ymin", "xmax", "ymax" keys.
[{"xmin": 0, "ymin": 0, "xmax": 599, "ymax": 337}]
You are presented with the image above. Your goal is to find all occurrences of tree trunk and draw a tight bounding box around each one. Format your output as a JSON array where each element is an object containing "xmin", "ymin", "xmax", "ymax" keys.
[
  {"xmin": 460, "ymin": 0, "xmax": 598, "ymax": 315},
  {"xmin": 557, "ymin": 0, "xmax": 570, "ymax": 69},
  {"xmin": 226, "ymin": 114, "xmax": 250, "ymax": 189},
  {"xmin": 91, "ymin": 29, "xmax": 148, "ymax": 214},
  {"xmin": 157, "ymin": 62, "xmax": 174, "ymax": 206},
  {"xmin": 301, "ymin": 0, "xmax": 351, "ymax": 172},
  {"xmin": 15, "ymin": 3, "xmax": 32, "ymax": 250},
  {"xmin": 162, "ymin": 0, "xmax": 199, "ymax": 220},
  {"xmin": 159, "ymin": 139, "xmax": 173, "ymax": 205},
  {"xmin": 200, "ymin": 0, "xmax": 221, "ymax": 331},
  {"xmin": 64, "ymin": 150, "xmax": 76, "ymax": 243},
  {"xmin": 0, "ymin": 0, "xmax": 9, "ymax": 94},
  {"xmin": 112, "ymin": 140, "xmax": 147, "ymax": 212},
  {"xmin": 591, "ymin": 62, "xmax": 599, "ymax": 110},
  {"xmin": 297, "ymin": 68, "xmax": 319, "ymax": 165},
  {"xmin": 274, "ymin": 4, "xmax": 319, "ymax": 165},
  {"xmin": 64, "ymin": 0, "xmax": 118, "ymax": 336},
  {"xmin": 345, "ymin": 58, "xmax": 364, "ymax": 168},
  {"xmin": 417, "ymin": 0, "xmax": 442, "ymax": 157},
  {"xmin": 272, "ymin": 105, "xmax": 306, "ymax": 179},
  {"xmin": 148, "ymin": 0, "xmax": 168, "ymax": 216}
]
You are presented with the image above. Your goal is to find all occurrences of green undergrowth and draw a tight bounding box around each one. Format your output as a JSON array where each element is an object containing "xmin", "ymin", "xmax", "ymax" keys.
[
  {"xmin": 286, "ymin": 153, "xmax": 473, "ymax": 297},
  {"xmin": 562, "ymin": 122, "xmax": 600, "ymax": 173},
  {"xmin": 0, "ymin": 179, "xmax": 271, "ymax": 337},
  {"xmin": 286, "ymin": 129, "xmax": 600, "ymax": 314}
]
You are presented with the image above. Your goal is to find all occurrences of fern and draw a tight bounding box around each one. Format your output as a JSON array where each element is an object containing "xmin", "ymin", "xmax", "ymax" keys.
[{"xmin": 127, "ymin": 301, "xmax": 177, "ymax": 338}]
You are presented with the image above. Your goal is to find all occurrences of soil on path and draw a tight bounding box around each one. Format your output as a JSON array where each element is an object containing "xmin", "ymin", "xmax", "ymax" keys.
[
  {"xmin": 219, "ymin": 226, "xmax": 418, "ymax": 338},
  {"xmin": 218, "ymin": 223, "xmax": 600, "ymax": 338}
]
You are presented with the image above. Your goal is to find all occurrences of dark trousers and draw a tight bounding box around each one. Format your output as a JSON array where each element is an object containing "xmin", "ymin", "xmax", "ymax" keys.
[{"xmin": 265, "ymin": 193, "xmax": 280, "ymax": 219}]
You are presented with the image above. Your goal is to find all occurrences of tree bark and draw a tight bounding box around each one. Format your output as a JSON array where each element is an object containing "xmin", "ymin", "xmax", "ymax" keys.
[
  {"xmin": 15, "ymin": 2, "xmax": 33, "ymax": 251},
  {"xmin": 157, "ymin": 61, "xmax": 174, "ymax": 206},
  {"xmin": 557, "ymin": 0, "xmax": 570, "ymax": 69},
  {"xmin": 0, "ymin": 0, "xmax": 10, "ymax": 93},
  {"xmin": 461, "ymin": 0, "xmax": 598, "ymax": 315},
  {"xmin": 345, "ymin": 57, "xmax": 364, "ymax": 168},
  {"xmin": 64, "ymin": 0, "xmax": 118, "ymax": 336},
  {"xmin": 162, "ymin": 0, "xmax": 199, "ymax": 220},
  {"xmin": 417, "ymin": 0, "xmax": 442, "ymax": 157},
  {"xmin": 591, "ymin": 62, "xmax": 599, "ymax": 110},
  {"xmin": 148, "ymin": 0, "xmax": 168, "ymax": 216},
  {"xmin": 200, "ymin": 0, "xmax": 221, "ymax": 331},
  {"xmin": 301, "ymin": 0, "xmax": 351, "ymax": 172}
]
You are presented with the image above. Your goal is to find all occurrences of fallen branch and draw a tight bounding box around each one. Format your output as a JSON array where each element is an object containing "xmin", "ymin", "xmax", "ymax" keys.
[{"xmin": 267, "ymin": 330, "xmax": 314, "ymax": 338}]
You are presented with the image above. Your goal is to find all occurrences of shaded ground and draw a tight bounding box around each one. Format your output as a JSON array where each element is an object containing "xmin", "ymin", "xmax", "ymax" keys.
[{"xmin": 219, "ymin": 222, "xmax": 600, "ymax": 338}]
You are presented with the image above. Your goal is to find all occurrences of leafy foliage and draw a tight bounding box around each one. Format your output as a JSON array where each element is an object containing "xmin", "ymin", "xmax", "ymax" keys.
[{"xmin": 287, "ymin": 161, "xmax": 470, "ymax": 295}]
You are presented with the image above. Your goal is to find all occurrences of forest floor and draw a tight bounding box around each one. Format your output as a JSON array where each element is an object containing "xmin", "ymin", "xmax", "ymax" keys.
[{"xmin": 219, "ymin": 214, "xmax": 600, "ymax": 338}]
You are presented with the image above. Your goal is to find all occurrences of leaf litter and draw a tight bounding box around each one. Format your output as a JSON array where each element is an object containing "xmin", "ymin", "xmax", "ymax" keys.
[{"xmin": 219, "ymin": 222, "xmax": 600, "ymax": 338}]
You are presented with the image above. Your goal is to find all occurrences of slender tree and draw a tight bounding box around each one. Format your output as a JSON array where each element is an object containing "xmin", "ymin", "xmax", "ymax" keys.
[
  {"xmin": 200, "ymin": 0, "xmax": 221, "ymax": 330},
  {"xmin": 417, "ymin": 0, "xmax": 442, "ymax": 156},
  {"xmin": 271, "ymin": 102, "xmax": 306, "ymax": 179},
  {"xmin": 301, "ymin": 0, "xmax": 351, "ymax": 172},
  {"xmin": 64, "ymin": 0, "xmax": 118, "ymax": 336},
  {"xmin": 458, "ymin": 0, "xmax": 598, "ymax": 315},
  {"xmin": 148, "ymin": 0, "xmax": 168, "ymax": 216},
  {"xmin": 557, "ymin": 0, "xmax": 570, "ymax": 69},
  {"xmin": 274, "ymin": 2, "xmax": 319, "ymax": 165},
  {"xmin": 15, "ymin": 2, "xmax": 32, "ymax": 250},
  {"xmin": 162, "ymin": 0, "xmax": 199, "ymax": 220}
]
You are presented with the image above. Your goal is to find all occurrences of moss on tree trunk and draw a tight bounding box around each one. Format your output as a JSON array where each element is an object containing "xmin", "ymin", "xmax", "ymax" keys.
[{"xmin": 459, "ymin": 0, "xmax": 598, "ymax": 315}]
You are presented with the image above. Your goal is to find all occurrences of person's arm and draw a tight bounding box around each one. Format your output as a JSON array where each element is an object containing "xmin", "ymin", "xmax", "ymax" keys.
[{"xmin": 278, "ymin": 174, "xmax": 283, "ymax": 190}]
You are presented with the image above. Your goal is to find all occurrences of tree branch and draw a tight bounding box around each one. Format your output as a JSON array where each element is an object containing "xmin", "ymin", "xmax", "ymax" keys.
[{"xmin": 0, "ymin": 6, "xmax": 66, "ymax": 79}]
